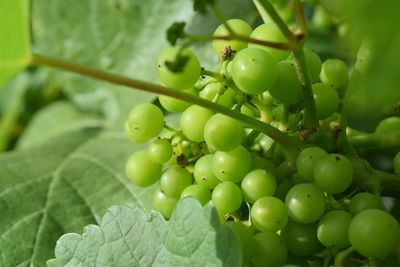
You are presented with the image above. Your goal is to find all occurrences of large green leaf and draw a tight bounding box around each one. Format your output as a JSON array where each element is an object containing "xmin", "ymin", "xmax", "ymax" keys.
[
  {"xmin": 47, "ymin": 198, "xmax": 242, "ymax": 267},
  {"xmin": 0, "ymin": 0, "xmax": 31, "ymax": 87}
]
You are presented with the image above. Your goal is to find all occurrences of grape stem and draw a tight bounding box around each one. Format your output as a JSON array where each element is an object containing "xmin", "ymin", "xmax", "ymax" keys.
[
  {"xmin": 349, "ymin": 130, "xmax": 400, "ymax": 148},
  {"xmin": 334, "ymin": 247, "xmax": 354, "ymax": 267},
  {"xmin": 30, "ymin": 54, "xmax": 301, "ymax": 148}
]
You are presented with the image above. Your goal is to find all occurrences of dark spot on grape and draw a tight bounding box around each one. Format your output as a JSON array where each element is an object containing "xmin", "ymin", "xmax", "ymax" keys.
[
  {"xmin": 309, "ymin": 156, "xmax": 312, "ymax": 159},
  {"xmin": 251, "ymin": 58, "xmax": 255, "ymax": 62},
  {"xmin": 276, "ymin": 220, "xmax": 281, "ymax": 224},
  {"xmin": 201, "ymin": 67, "xmax": 205, "ymax": 71},
  {"xmin": 290, "ymin": 63, "xmax": 294, "ymax": 66},
  {"xmin": 224, "ymin": 85, "xmax": 228, "ymax": 88},
  {"xmin": 157, "ymin": 64, "xmax": 161, "ymax": 68},
  {"xmin": 202, "ymin": 177, "xmax": 206, "ymax": 181},
  {"xmin": 335, "ymin": 156, "xmax": 341, "ymax": 161},
  {"xmin": 306, "ymin": 194, "xmax": 311, "ymax": 198},
  {"xmin": 221, "ymin": 171, "xmax": 225, "ymax": 173}
]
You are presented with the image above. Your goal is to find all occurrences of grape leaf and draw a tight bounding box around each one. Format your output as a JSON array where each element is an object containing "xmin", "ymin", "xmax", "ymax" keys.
[
  {"xmin": 0, "ymin": 0, "xmax": 31, "ymax": 87},
  {"xmin": 47, "ymin": 198, "xmax": 242, "ymax": 267}
]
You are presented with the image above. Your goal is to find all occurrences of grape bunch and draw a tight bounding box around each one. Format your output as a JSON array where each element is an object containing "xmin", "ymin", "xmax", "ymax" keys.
[{"xmin": 124, "ymin": 14, "xmax": 400, "ymax": 267}]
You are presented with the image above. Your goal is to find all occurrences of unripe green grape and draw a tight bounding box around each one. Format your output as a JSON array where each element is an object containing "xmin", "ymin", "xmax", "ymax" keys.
[
  {"xmin": 212, "ymin": 182, "xmax": 243, "ymax": 217},
  {"xmin": 395, "ymin": 152, "xmax": 400, "ymax": 175},
  {"xmin": 199, "ymin": 82, "xmax": 236, "ymax": 108},
  {"xmin": 269, "ymin": 60, "xmax": 303, "ymax": 104},
  {"xmin": 251, "ymin": 154, "xmax": 277, "ymax": 176},
  {"xmin": 312, "ymin": 83, "xmax": 339, "ymax": 120},
  {"xmin": 320, "ymin": 59, "xmax": 349, "ymax": 88},
  {"xmin": 231, "ymin": 47, "xmax": 278, "ymax": 95},
  {"xmin": 180, "ymin": 184, "xmax": 211, "ymax": 205},
  {"xmin": 313, "ymin": 154, "xmax": 353, "ymax": 194},
  {"xmin": 375, "ymin": 116, "xmax": 400, "ymax": 133},
  {"xmin": 212, "ymin": 19, "xmax": 252, "ymax": 55},
  {"xmin": 241, "ymin": 169, "xmax": 277, "ymax": 203},
  {"xmin": 125, "ymin": 150, "xmax": 162, "ymax": 187},
  {"xmin": 312, "ymin": 5, "xmax": 332, "ymax": 29},
  {"xmin": 159, "ymin": 87, "xmax": 197, "ymax": 112},
  {"xmin": 251, "ymin": 196, "xmax": 288, "ymax": 232},
  {"xmin": 160, "ymin": 166, "xmax": 192, "ymax": 197},
  {"xmin": 282, "ymin": 220, "xmax": 322, "ymax": 256},
  {"xmin": 304, "ymin": 49, "xmax": 322, "ymax": 83},
  {"xmin": 193, "ymin": 154, "xmax": 220, "ymax": 189},
  {"xmin": 212, "ymin": 145, "xmax": 252, "ymax": 183},
  {"xmin": 153, "ymin": 188, "xmax": 178, "ymax": 219},
  {"xmin": 349, "ymin": 209, "xmax": 400, "ymax": 258},
  {"xmin": 253, "ymin": 232, "xmax": 288, "ymax": 267},
  {"xmin": 296, "ymin": 146, "xmax": 328, "ymax": 180},
  {"xmin": 240, "ymin": 105, "xmax": 256, "ymax": 117},
  {"xmin": 157, "ymin": 46, "xmax": 200, "ymax": 90},
  {"xmin": 249, "ymin": 23, "xmax": 290, "ymax": 61},
  {"xmin": 204, "ymin": 113, "xmax": 244, "ymax": 151},
  {"xmin": 349, "ymin": 192, "xmax": 384, "ymax": 215},
  {"xmin": 180, "ymin": 105, "xmax": 214, "ymax": 142},
  {"xmin": 285, "ymin": 183, "xmax": 326, "ymax": 224},
  {"xmin": 126, "ymin": 103, "xmax": 164, "ymax": 143},
  {"xmin": 225, "ymin": 222, "xmax": 257, "ymax": 264},
  {"xmin": 317, "ymin": 210, "xmax": 352, "ymax": 249},
  {"xmin": 147, "ymin": 138, "xmax": 173, "ymax": 164}
]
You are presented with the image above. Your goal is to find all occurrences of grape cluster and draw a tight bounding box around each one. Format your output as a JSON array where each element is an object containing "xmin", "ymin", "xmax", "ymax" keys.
[{"xmin": 124, "ymin": 18, "xmax": 400, "ymax": 266}]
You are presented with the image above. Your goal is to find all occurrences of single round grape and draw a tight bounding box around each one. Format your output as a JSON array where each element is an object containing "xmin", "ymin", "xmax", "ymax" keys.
[
  {"xmin": 349, "ymin": 209, "xmax": 400, "ymax": 258},
  {"xmin": 199, "ymin": 82, "xmax": 236, "ymax": 108},
  {"xmin": 126, "ymin": 103, "xmax": 164, "ymax": 143},
  {"xmin": 320, "ymin": 59, "xmax": 349, "ymax": 88},
  {"xmin": 253, "ymin": 232, "xmax": 288, "ymax": 267},
  {"xmin": 180, "ymin": 184, "xmax": 211, "ymax": 206},
  {"xmin": 251, "ymin": 154, "xmax": 277, "ymax": 176},
  {"xmin": 212, "ymin": 182, "xmax": 243, "ymax": 217},
  {"xmin": 231, "ymin": 47, "xmax": 278, "ymax": 95},
  {"xmin": 157, "ymin": 46, "xmax": 200, "ymax": 90},
  {"xmin": 304, "ymin": 49, "xmax": 322, "ymax": 83},
  {"xmin": 349, "ymin": 192, "xmax": 384, "ymax": 215},
  {"xmin": 180, "ymin": 105, "xmax": 214, "ymax": 142},
  {"xmin": 125, "ymin": 151, "xmax": 162, "ymax": 187},
  {"xmin": 282, "ymin": 220, "xmax": 322, "ymax": 256},
  {"xmin": 375, "ymin": 116, "xmax": 400, "ymax": 133},
  {"xmin": 312, "ymin": 5, "xmax": 332, "ymax": 29},
  {"xmin": 317, "ymin": 210, "xmax": 352, "ymax": 249},
  {"xmin": 251, "ymin": 196, "xmax": 288, "ymax": 232},
  {"xmin": 212, "ymin": 19, "xmax": 252, "ymax": 55},
  {"xmin": 159, "ymin": 87, "xmax": 197, "ymax": 112},
  {"xmin": 312, "ymin": 83, "xmax": 339, "ymax": 120},
  {"xmin": 159, "ymin": 166, "xmax": 192, "ymax": 197},
  {"xmin": 285, "ymin": 183, "xmax": 326, "ymax": 224},
  {"xmin": 394, "ymin": 152, "xmax": 400, "ymax": 175},
  {"xmin": 249, "ymin": 23, "xmax": 290, "ymax": 61},
  {"xmin": 241, "ymin": 169, "xmax": 277, "ymax": 203},
  {"xmin": 296, "ymin": 146, "xmax": 328, "ymax": 180},
  {"xmin": 313, "ymin": 154, "xmax": 353, "ymax": 194},
  {"xmin": 204, "ymin": 113, "xmax": 244, "ymax": 151},
  {"xmin": 147, "ymin": 138, "xmax": 173, "ymax": 164},
  {"xmin": 193, "ymin": 154, "xmax": 220, "ymax": 189},
  {"xmin": 225, "ymin": 221, "xmax": 257, "ymax": 264},
  {"xmin": 269, "ymin": 60, "xmax": 303, "ymax": 104},
  {"xmin": 153, "ymin": 188, "xmax": 178, "ymax": 219},
  {"xmin": 212, "ymin": 145, "xmax": 252, "ymax": 183}
]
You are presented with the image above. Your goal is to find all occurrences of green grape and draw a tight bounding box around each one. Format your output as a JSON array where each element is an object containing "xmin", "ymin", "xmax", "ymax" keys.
[
  {"xmin": 159, "ymin": 87, "xmax": 197, "ymax": 112},
  {"xmin": 125, "ymin": 103, "xmax": 164, "ymax": 143},
  {"xmin": 317, "ymin": 210, "xmax": 352, "ymax": 249},
  {"xmin": 212, "ymin": 182, "xmax": 243, "ymax": 217},
  {"xmin": 225, "ymin": 221, "xmax": 257, "ymax": 264},
  {"xmin": 253, "ymin": 232, "xmax": 288, "ymax": 267},
  {"xmin": 312, "ymin": 5, "xmax": 332, "ymax": 28},
  {"xmin": 251, "ymin": 154, "xmax": 277, "ymax": 176},
  {"xmin": 312, "ymin": 83, "xmax": 339, "ymax": 120},
  {"xmin": 204, "ymin": 113, "xmax": 244, "ymax": 151},
  {"xmin": 240, "ymin": 105, "xmax": 257, "ymax": 117},
  {"xmin": 180, "ymin": 184, "xmax": 211, "ymax": 205},
  {"xmin": 285, "ymin": 183, "xmax": 326, "ymax": 224},
  {"xmin": 282, "ymin": 220, "xmax": 322, "ymax": 256},
  {"xmin": 125, "ymin": 150, "xmax": 162, "ymax": 187},
  {"xmin": 375, "ymin": 116, "xmax": 400, "ymax": 133},
  {"xmin": 199, "ymin": 82, "xmax": 236, "ymax": 108},
  {"xmin": 304, "ymin": 49, "xmax": 322, "ymax": 83},
  {"xmin": 153, "ymin": 188, "xmax": 178, "ymax": 219},
  {"xmin": 349, "ymin": 209, "xmax": 400, "ymax": 258},
  {"xmin": 269, "ymin": 60, "xmax": 303, "ymax": 104},
  {"xmin": 159, "ymin": 166, "xmax": 192, "ymax": 197},
  {"xmin": 212, "ymin": 19, "xmax": 252, "ymax": 55},
  {"xmin": 249, "ymin": 23, "xmax": 290, "ymax": 61},
  {"xmin": 320, "ymin": 59, "xmax": 349, "ymax": 88},
  {"xmin": 212, "ymin": 145, "xmax": 252, "ymax": 183},
  {"xmin": 231, "ymin": 47, "xmax": 278, "ymax": 95},
  {"xmin": 313, "ymin": 154, "xmax": 353, "ymax": 194},
  {"xmin": 193, "ymin": 154, "xmax": 220, "ymax": 189},
  {"xmin": 251, "ymin": 196, "xmax": 288, "ymax": 232},
  {"xmin": 241, "ymin": 169, "xmax": 277, "ymax": 203},
  {"xmin": 147, "ymin": 138, "xmax": 173, "ymax": 164},
  {"xmin": 157, "ymin": 46, "xmax": 200, "ymax": 90},
  {"xmin": 394, "ymin": 152, "xmax": 400, "ymax": 175},
  {"xmin": 349, "ymin": 192, "xmax": 384, "ymax": 215},
  {"xmin": 180, "ymin": 105, "xmax": 214, "ymax": 142},
  {"xmin": 295, "ymin": 146, "xmax": 328, "ymax": 180}
]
